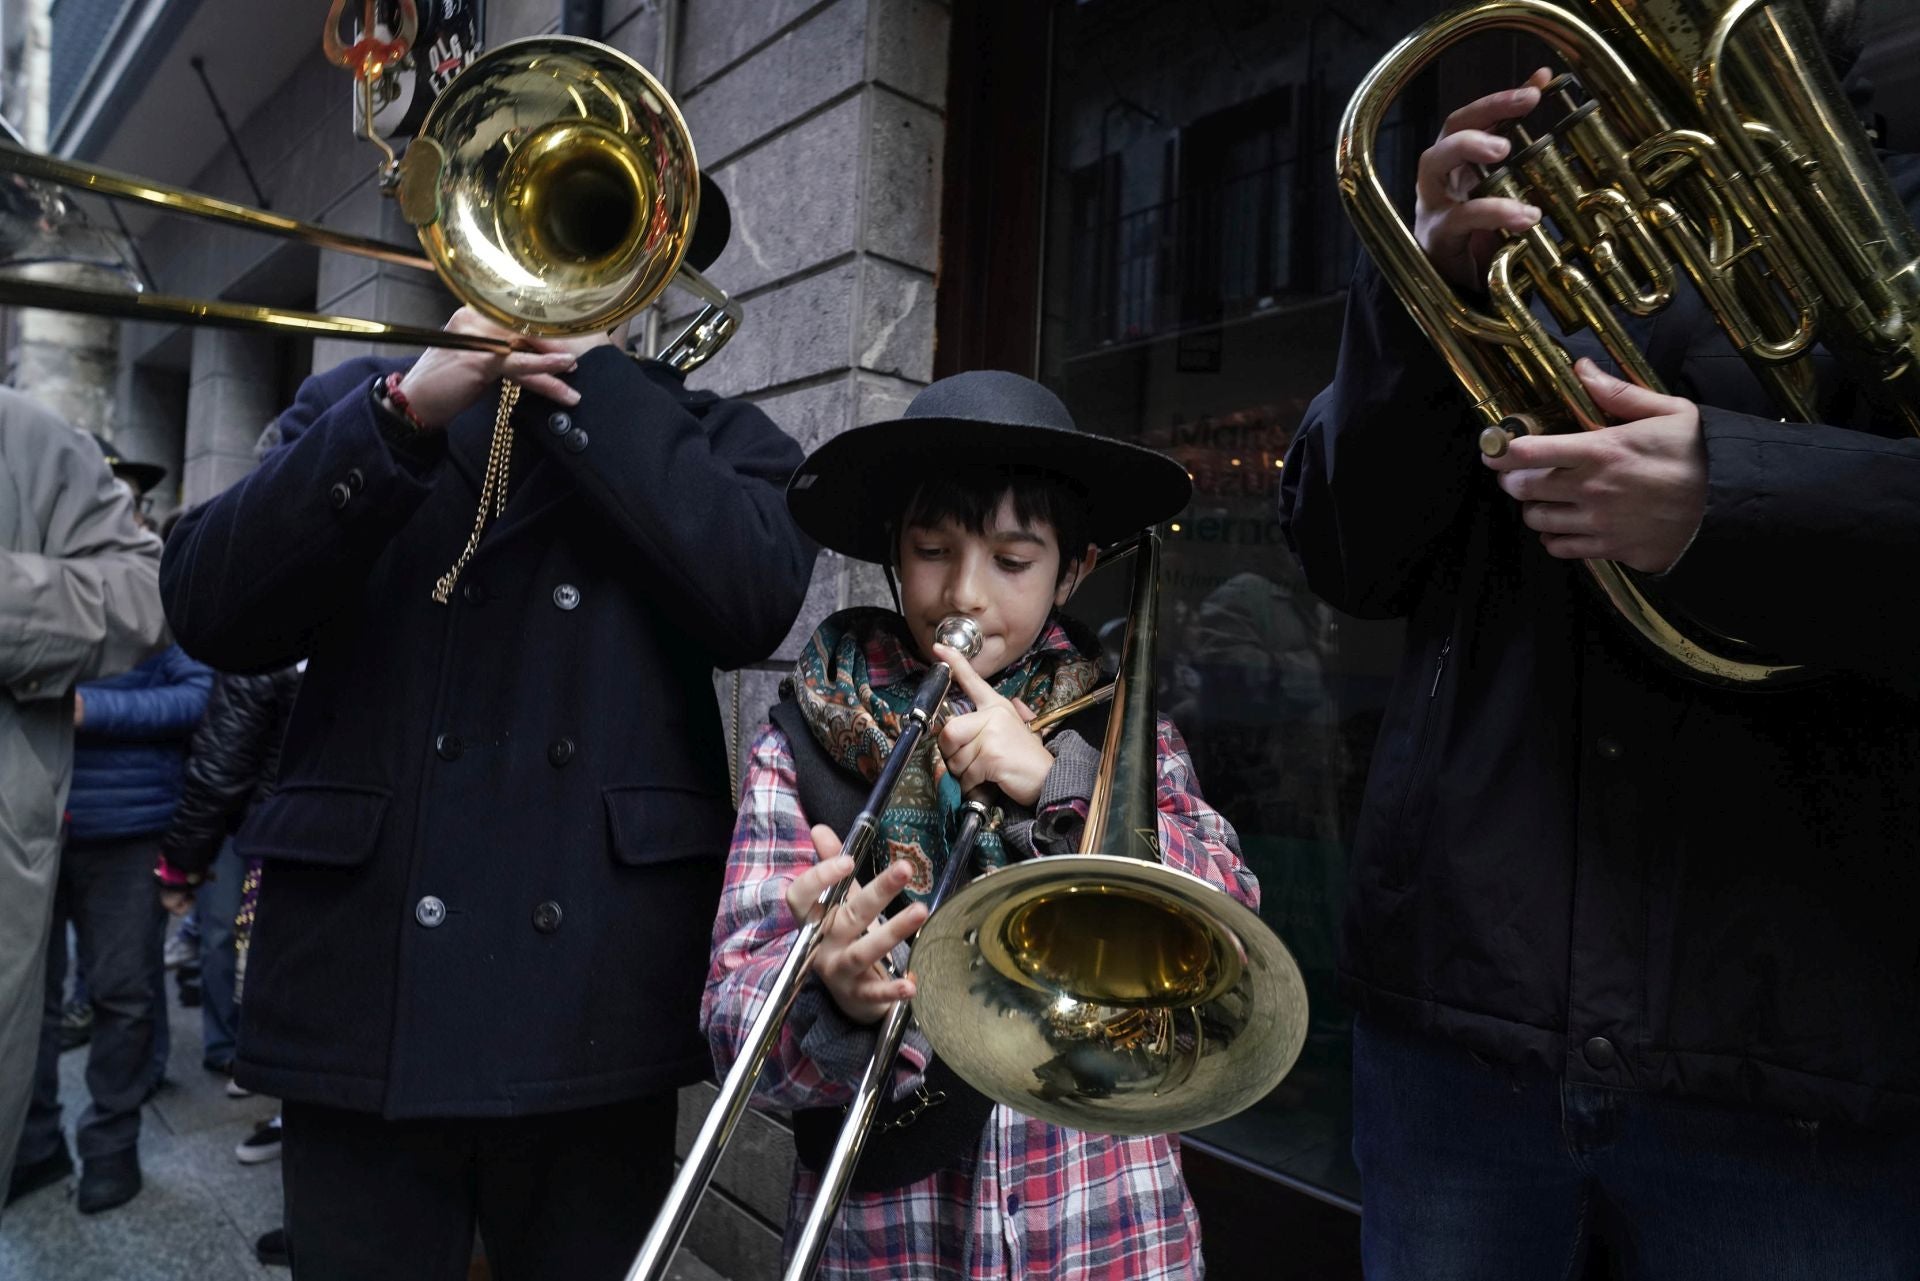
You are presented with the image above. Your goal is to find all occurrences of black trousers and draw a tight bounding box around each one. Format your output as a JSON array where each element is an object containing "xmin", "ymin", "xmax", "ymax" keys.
[{"xmin": 281, "ymin": 1093, "xmax": 678, "ymax": 1281}]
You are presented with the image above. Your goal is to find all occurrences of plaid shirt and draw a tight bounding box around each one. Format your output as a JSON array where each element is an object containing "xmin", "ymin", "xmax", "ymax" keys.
[{"xmin": 704, "ymin": 652, "xmax": 1256, "ymax": 1280}]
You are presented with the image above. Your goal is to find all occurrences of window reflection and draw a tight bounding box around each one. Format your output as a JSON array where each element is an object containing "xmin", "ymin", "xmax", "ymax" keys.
[{"xmin": 1039, "ymin": 0, "xmax": 1443, "ymax": 1205}]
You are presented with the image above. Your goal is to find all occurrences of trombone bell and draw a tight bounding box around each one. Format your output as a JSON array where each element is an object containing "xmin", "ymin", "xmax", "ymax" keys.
[
  {"xmin": 405, "ymin": 37, "xmax": 701, "ymax": 337},
  {"xmin": 910, "ymin": 854, "xmax": 1307, "ymax": 1136}
]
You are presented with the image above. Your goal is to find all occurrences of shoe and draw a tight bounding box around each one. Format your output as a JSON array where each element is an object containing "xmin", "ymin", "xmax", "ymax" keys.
[
  {"xmin": 234, "ymin": 1115, "xmax": 282, "ymax": 1164},
  {"xmin": 5, "ymin": 1142, "xmax": 73, "ymax": 1206},
  {"xmin": 255, "ymin": 1226, "xmax": 290, "ymax": 1268},
  {"xmin": 57, "ymin": 999, "xmax": 93, "ymax": 1051},
  {"xmin": 76, "ymin": 1149, "xmax": 141, "ymax": 1214},
  {"xmin": 225, "ymin": 1077, "xmax": 253, "ymax": 1099},
  {"xmin": 163, "ymin": 930, "xmax": 198, "ymax": 970}
]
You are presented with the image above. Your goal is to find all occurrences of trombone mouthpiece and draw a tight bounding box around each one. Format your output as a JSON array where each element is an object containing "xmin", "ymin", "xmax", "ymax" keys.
[{"xmin": 934, "ymin": 615, "xmax": 984, "ymax": 660}]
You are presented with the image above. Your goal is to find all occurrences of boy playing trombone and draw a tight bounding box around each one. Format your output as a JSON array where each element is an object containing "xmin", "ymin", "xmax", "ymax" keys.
[{"xmin": 703, "ymin": 371, "xmax": 1258, "ymax": 1279}]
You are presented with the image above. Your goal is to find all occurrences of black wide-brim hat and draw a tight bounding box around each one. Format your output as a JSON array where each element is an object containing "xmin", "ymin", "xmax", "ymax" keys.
[
  {"xmin": 687, "ymin": 173, "xmax": 730, "ymax": 273},
  {"xmin": 90, "ymin": 433, "xmax": 165, "ymax": 495},
  {"xmin": 787, "ymin": 370, "xmax": 1192, "ymax": 564}
]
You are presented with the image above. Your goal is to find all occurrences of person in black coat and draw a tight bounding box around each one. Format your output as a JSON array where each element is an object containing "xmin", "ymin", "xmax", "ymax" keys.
[
  {"xmin": 159, "ymin": 290, "xmax": 816, "ymax": 1278},
  {"xmin": 1279, "ymin": 17, "xmax": 1920, "ymax": 1281}
]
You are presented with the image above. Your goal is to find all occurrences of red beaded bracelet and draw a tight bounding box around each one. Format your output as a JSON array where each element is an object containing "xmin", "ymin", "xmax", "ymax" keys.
[{"xmin": 382, "ymin": 371, "xmax": 428, "ymax": 431}]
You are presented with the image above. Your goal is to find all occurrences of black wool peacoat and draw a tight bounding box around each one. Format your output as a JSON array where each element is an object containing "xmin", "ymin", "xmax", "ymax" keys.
[{"xmin": 161, "ymin": 347, "xmax": 816, "ymax": 1118}]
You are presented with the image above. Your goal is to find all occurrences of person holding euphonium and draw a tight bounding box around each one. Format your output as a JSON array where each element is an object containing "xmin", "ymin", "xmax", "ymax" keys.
[
  {"xmin": 1281, "ymin": 2, "xmax": 1920, "ymax": 1276},
  {"xmin": 703, "ymin": 371, "xmax": 1257, "ymax": 1279}
]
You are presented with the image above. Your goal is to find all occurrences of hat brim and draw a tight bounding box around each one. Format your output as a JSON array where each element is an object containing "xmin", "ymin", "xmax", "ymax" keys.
[
  {"xmin": 112, "ymin": 462, "xmax": 166, "ymax": 494},
  {"xmin": 687, "ymin": 173, "xmax": 730, "ymax": 273},
  {"xmin": 787, "ymin": 418, "xmax": 1192, "ymax": 563}
]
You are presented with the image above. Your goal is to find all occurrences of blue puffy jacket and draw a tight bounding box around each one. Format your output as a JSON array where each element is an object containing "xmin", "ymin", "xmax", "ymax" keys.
[{"xmin": 68, "ymin": 646, "xmax": 212, "ymax": 843}]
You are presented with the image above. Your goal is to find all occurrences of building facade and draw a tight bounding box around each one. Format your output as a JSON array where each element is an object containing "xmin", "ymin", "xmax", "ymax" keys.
[{"xmin": 6, "ymin": 0, "xmax": 1919, "ymax": 1276}]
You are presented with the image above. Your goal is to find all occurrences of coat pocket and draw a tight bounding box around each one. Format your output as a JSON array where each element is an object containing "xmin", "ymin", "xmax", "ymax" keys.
[
  {"xmin": 603, "ymin": 783, "xmax": 733, "ymax": 866},
  {"xmin": 238, "ymin": 782, "xmax": 390, "ymax": 867}
]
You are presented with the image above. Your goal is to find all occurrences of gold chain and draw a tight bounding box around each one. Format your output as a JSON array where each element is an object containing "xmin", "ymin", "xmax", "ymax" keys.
[{"xmin": 431, "ymin": 378, "xmax": 521, "ymax": 605}]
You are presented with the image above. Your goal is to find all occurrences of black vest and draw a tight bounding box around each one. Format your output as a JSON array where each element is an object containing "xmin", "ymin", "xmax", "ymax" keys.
[{"xmin": 769, "ymin": 697, "xmax": 997, "ymax": 1191}]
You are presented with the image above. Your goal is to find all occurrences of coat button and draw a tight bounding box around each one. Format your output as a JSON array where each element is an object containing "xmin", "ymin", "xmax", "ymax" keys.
[
  {"xmin": 1583, "ymin": 1036, "xmax": 1617, "ymax": 1069},
  {"xmin": 345, "ymin": 467, "xmax": 365, "ymax": 493},
  {"xmin": 415, "ymin": 895, "xmax": 447, "ymax": 928},
  {"xmin": 552, "ymin": 584, "xmax": 581, "ymax": 610},
  {"xmin": 435, "ymin": 732, "xmax": 464, "ymax": 761},
  {"xmin": 548, "ymin": 737, "xmax": 575, "ymax": 767},
  {"xmin": 532, "ymin": 901, "xmax": 563, "ymax": 934},
  {"xmin": 562, "ymin": 428, "xmax": 589, "ymax": 453},
  {"xmin": 329, "ymin": 481, "xmax": 352, "ymax": 509},
  {"xmin": 546, "ymin": 411, "xmax": 573, "ymax": 437},
  {"xmin": 1595, "ymin": 735, "xmax": 1624, "ymax": 761},
  {"xmin": 462, "ymin": 580, "xmax": 487, "ymax": 606}
]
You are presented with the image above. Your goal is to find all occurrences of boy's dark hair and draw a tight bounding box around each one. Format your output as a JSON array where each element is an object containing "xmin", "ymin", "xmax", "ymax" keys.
[{"xmin": 897, "ymin": 466, "xmax": 1094, "ymax": 585}]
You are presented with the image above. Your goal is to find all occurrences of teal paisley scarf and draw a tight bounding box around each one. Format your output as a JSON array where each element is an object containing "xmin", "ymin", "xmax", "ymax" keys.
[{"xmin": 790, "ymin": 607, "xmax": 1101, "ymax": 906}]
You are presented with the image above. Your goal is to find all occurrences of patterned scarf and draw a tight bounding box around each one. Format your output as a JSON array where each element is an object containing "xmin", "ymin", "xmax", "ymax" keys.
[{"xmin": 790, "ymin": 607, "xmax": 1101, "ymax": 906}]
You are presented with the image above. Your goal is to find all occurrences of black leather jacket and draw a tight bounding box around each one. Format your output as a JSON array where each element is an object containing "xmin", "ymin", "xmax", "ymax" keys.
[{"xmin": 159, "ymin": 665, "xmax": 302, "ymax": 878}]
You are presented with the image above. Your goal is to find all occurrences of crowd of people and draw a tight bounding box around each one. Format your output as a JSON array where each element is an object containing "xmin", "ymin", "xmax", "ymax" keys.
[{"xmin": 2, "ymin": 3, "xmax": 1917, "ymax": 1278}]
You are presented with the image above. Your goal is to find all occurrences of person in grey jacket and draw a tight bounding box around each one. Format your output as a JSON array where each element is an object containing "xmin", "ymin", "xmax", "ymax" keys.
[{"xmin": 0, "ymin": 392, "xmax": 164, "ymax": 1216}]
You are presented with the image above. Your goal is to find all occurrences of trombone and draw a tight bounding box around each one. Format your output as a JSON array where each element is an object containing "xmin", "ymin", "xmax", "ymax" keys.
[
  {"xmin": 624, "ymin": 613, "xmax": 993, "ymax": 1281},
  {"xmin": 630, "ymin": 533, "xmax": 1309, "ymax": 1281},
  {"xmin": 0, "ymin": 36, "xmax": 740, "ymax": 372}
]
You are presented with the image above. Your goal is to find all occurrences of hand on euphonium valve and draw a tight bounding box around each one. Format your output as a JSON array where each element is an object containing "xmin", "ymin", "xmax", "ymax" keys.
[
  {"xmin": 1483, "ymin": 359, "xmax": 1707, "ymax": 574},
  {"xmin": 391, "ymin": 307, "xmax": 615, "ymax": 429},
  {"xmin": 1414, "ymin": 67, "xmax": 1551, "ymax": 292}
]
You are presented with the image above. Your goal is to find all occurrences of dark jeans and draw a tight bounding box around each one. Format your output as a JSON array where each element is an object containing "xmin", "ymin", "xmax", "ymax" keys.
[
  {"xmin": 281, "ymin": 1093, "xmax": 677, "ymax": 1281},
  {"xmin": 22, "ymin": 836, "xmax": 165, "ymax": 1163},
  {"xmin": 1351, "ymin": 1013, "xmax": 1920, "ymax": 1280},
  {"xmin": 197, "ymin": 838, "xmax": 243, "ymax": 1069}
]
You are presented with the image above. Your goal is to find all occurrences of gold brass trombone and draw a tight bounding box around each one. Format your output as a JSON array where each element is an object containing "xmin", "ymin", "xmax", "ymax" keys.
[
  {"xmin": 0, "ymin": 36, "xmax": 739, "ymax": 372},
  {"xmin": 627, "ymin": 534, "xmax": 1308, "ymax": 1281}
]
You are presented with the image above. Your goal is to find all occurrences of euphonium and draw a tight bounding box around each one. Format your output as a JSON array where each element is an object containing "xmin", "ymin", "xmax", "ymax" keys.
[{"xmin": 1337, "ymin": 0, "xmax": 1920, "ymax": 685}]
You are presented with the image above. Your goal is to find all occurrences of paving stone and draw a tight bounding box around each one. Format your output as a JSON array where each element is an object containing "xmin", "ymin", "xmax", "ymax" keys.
[
  {"xmin": 861, "ymin": 90, "xmax": 943, "ymax": 273},
  {"xmin": 871, "ymin": 0, "xmax": 950, "ymax": 109},
  {"xmin": 702, "ymin": 96, "xmax": 864, "ymax": 296},
  {"xmin": 681, "ymin": 0, "xmax": 829, "ymax": 93},
  {"xmin": 677, "ymin": 0, "xmax": 866, "ymax": 167},
  {"xmin": 856, "ymin": 256, "xmax": 936, "ymax": 383}
]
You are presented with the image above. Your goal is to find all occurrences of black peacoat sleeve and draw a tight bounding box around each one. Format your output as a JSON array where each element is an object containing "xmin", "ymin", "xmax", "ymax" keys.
[
  {"xmin": 160, "ymin": 356, "xmax": 433, "ymax": 673},
  {"xmin": 522, "ymin": 347, "xmax": 816, "ymax": 668},
  {"xmin": 1280, "ymin": 256, "xmax": 1484, "ymax": 620}
]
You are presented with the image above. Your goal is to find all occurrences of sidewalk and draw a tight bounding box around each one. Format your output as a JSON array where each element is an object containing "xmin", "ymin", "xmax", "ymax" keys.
[{"xmin": 0, "ymin": 944, "xmax": 728, "ymax": 1281}]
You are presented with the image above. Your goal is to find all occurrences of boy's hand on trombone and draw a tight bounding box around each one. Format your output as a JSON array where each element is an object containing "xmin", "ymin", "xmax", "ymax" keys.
[
  {"xmin": 785, "ymin": 826, "xmax": 928, "ymax": 1025},
  {"xmin": 935, "ymin": 644, "xmax": 1052, "ymax": 808}
]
